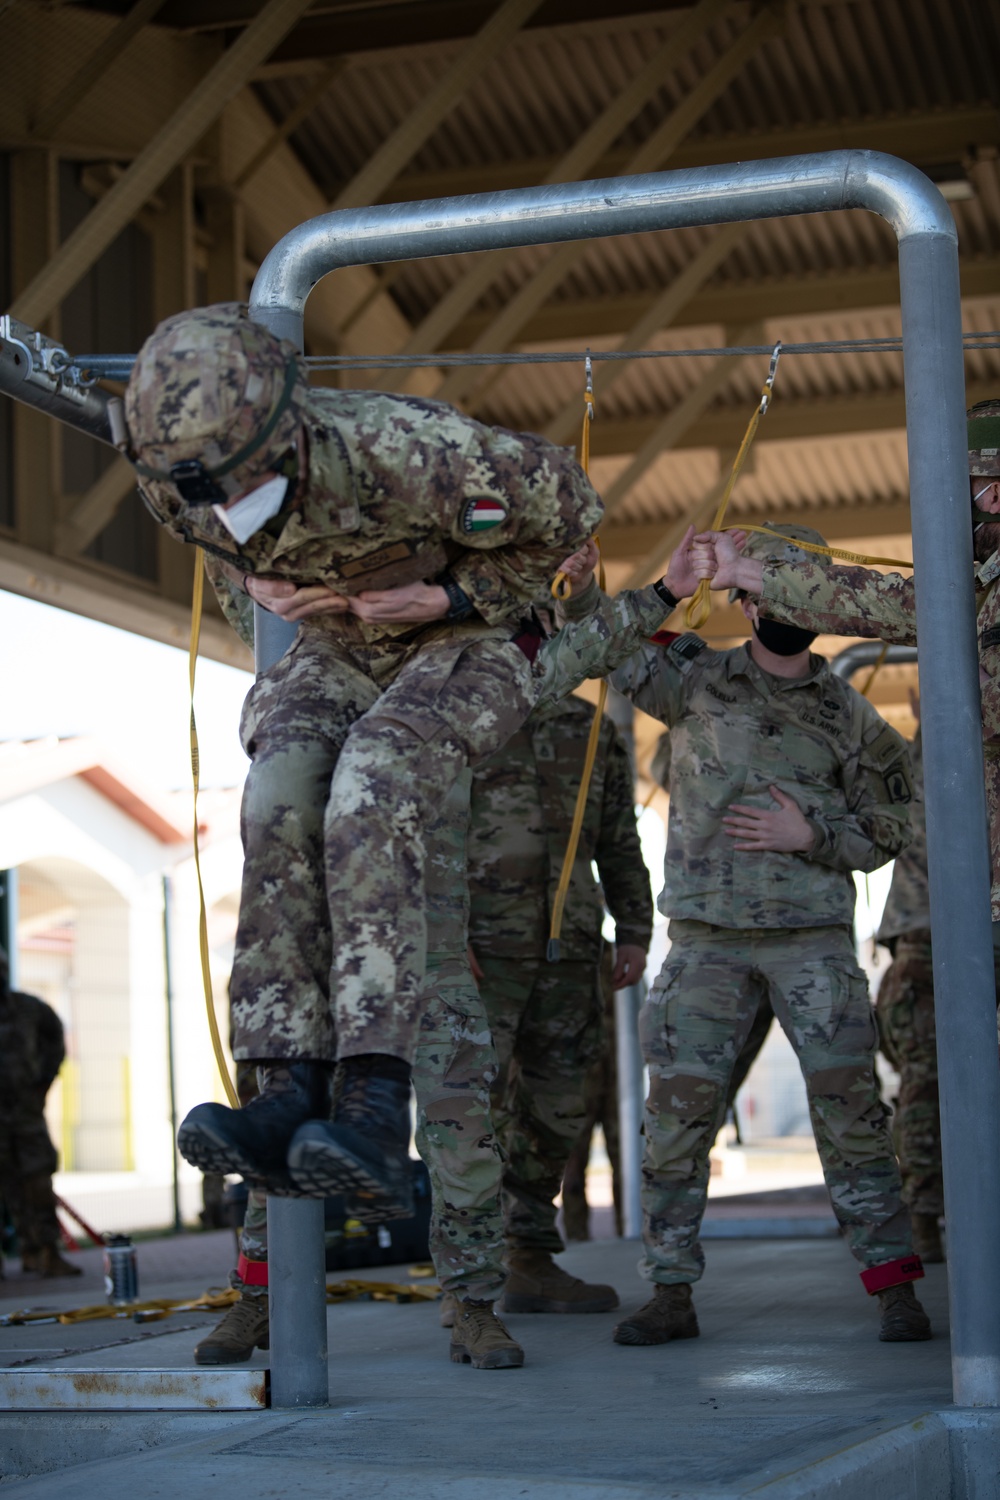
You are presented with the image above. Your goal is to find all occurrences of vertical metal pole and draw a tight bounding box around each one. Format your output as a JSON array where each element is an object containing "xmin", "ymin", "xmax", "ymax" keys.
[
  {"xmin": 267, "ymin": 1195, "xmax": 329, "ymax": 1408},
  {"xmin": 161, "ymin": 875, "xmax": 182, "ymax": 1235},
  {"xmin": 615, "ymin": 982, "xmax": 644, "ymax": 1240},
  {"xmin": 1, "ymin": 868, "xmax": 19, "ymax": 988},
  {"xmin": 900, "ymin": 232, "xmax": 1000, "ymax": 1407},
  {"xmin": 253, "ymin": 602, "xmax": 330, "ymax": 1408}
]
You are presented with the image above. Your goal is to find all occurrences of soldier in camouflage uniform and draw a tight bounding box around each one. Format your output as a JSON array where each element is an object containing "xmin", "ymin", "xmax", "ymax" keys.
[
  {"xmin": 696, "ymin": 400, "xmax": 1000, "ymax": 918},
  {"xmin": 119, "ymin": 303, "xmax": 602, "ymax": 1216},
  {"xmin": 197, "ymin": 774, "xmax": 525, "ymax": 1371},
  {"xmin": 467, "ymin": 689, "xmax": 652, "ymax": 1313},
  {"xmin": 873, "ymin": 721, "xmax": 945, "ymax": 1261},
  {"xmin": 194, "ymin": 570, "xmax": 680, "ymax": 1367},
  {"xmin": 0, "ymin": 949, "xmax": 80, "ymax": 1278},
  {"xmin": 557, "ymin": 526, "xmax": 930, "ymax": 1346}
]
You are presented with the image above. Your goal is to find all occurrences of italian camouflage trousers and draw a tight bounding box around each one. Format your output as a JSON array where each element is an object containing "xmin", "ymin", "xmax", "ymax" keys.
[
  {"xmin": 0, "ymin": 1116, "xmax": 61, "ymax": 1254},
  {"xmin": 230, "ymin": 626, "xmax": 533, "ymax": 1064},
  {"xmin": 875, "ymin": 933, "xmax": 941, "ymax": 1217},
  {"xmin": 238, "ymin": 774, "xmax": 507, "ymax": 1303},
  {"xmin": 639, "ymin": 920, "xmax": 912, "ymax": 1285},
  {"xmin": 478, "ymin": 953, "xmax": 605, "ymax": 1254}
]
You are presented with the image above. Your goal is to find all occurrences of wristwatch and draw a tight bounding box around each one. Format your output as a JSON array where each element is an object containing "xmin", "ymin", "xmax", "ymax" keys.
[
  {"xmin": 652, "ymin": 579, "xmax": 680, "ymax": 611},
  {"xmin": 439, "ymin": 570, "xmax": 476, "ymax": 621}
]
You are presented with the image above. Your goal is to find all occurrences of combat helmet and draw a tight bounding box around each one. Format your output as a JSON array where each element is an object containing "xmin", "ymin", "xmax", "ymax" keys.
[
  {"xmin": 729, "ymin": 520, "xmax": 828, "ymax": 600},
  {"xmin": 119, "ymin": 303, "xmax": 308, "ymax": 544},
  {"xmin": 968, "ymin": 398, "xmax": 1000, "ymax": 479}
]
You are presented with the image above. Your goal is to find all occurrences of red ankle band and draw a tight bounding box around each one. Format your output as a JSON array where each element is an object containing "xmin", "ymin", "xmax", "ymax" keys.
[
  {"xmin": 860, "ymin": 1256, "xmax": 924, "ymax": 1295},
  {"xmin": 237, "ymin": 1253, "xmax": 269, "ymax": 1287}
]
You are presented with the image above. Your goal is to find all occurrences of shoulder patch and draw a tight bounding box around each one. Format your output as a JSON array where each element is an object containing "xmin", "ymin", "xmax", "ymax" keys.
[
  {"xmin": 461, "ymin": 497, "xmax": 508, "ymax": 533},
  {"xmin": 664, "ymin": 632, "xmax": 707, "ymax": 672},
  {"xmin": 864, "ymin": 721, "xmax": 914, "ymax": 804}
]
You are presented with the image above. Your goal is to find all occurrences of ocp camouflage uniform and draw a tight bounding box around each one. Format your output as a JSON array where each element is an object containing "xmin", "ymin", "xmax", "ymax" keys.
[
  {"xmin": 0, "ymin": 984, "xmax": 67, "ymax": 1262},
  {"xmin": 874, "ymin": 728, "xmax": 939, "ymax": 1216},
  {"xmin": 129, "ymin": 305, "xmax": 603, "ymax": 1068},
  {"xmin": 468, "ymin": 694, "xmax": 653, "ymax": 1254},
  {"xmin": 561, "ymin": 579, "xmax": 916, "ymax": 1288},
  {"xmin": 876, "ymin": 729, "xmax": 1000, "ymax": 1218},
  {"xmin": 756, "ymin": 554, "xmax": 1000, "ymax": 919}
]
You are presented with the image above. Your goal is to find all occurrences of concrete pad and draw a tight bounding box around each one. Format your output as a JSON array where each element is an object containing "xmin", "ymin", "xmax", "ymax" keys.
[{"xmin": 0, "ymin": 1237, "xmax": 967, "ymax": 1496}]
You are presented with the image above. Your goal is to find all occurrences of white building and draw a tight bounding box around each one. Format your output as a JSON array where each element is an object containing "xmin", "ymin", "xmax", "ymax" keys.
[{"xmin": 0, "ymin": 737, "xmax": 244, "ymax": 1236}]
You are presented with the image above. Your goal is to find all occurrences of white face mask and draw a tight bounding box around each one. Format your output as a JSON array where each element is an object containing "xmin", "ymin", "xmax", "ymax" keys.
[{"xmin": 212, "ymin": 475, "xmax": 290, "ymax": 544}]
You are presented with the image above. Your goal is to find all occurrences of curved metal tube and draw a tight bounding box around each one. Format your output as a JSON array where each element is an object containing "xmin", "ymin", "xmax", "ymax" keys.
[
  {"xmin": 249, "ymin": 150, "xmax": 953, "ymax": 346},
  {"xmin": 248, "ymin": 148, "xmax": 994, "ymax": 1409},
  {"xmin": 830, "ymin": 641, "xmax": 918, "ymax": 679}
]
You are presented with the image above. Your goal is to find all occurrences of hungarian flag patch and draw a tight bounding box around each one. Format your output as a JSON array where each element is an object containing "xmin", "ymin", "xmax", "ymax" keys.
[{"xmin": 462, "ymin": 498, "xmax": 508, "ymax": 533}]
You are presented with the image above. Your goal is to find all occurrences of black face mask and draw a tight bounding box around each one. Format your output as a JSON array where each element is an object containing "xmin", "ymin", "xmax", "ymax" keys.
[{"xmin": 753, "ymin": 617, "xmax": 817, "ymax": 657}]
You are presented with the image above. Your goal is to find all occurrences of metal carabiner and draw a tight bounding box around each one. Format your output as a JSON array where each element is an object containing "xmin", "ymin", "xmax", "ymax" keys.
[{"xmin": 759, "ymin": 339, "xmax": 782, "ymax": 414}]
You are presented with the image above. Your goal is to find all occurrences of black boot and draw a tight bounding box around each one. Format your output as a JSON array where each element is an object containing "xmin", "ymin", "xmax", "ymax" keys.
[
  {"xmin": 178, "ymin": 1063, "xmax": 329, "ymax": 1188},
  {"xmin": 287, "ymin": 1054, "xmax": 414, "ymax": 1219}
]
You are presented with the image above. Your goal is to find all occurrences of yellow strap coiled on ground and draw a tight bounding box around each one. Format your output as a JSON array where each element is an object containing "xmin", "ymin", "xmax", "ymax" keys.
[
  {"xmin": 548, "ymin": 377, "xmax": 607, "ymax": 961},
  {"xmin": 189, "ymin": 552, "xmax": 240, "ymax": 1109}
]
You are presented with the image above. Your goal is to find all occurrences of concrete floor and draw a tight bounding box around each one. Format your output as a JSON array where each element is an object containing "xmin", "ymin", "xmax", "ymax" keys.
[{"xmin": 0, "ymin": 1230, "xmax": 974, "ymax": 1498}]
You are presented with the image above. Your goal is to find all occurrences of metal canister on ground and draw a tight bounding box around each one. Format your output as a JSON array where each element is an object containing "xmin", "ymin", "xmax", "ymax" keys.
[{"xmin": 103, "ymin": 1234, "xmax": 139, "ymax": 1306}]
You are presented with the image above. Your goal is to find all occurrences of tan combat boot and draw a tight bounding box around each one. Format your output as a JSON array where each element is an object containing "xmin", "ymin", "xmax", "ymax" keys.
[
  {"xmin": 501, "ymin": 1248, "xmax": 619, "ymax": 1314},
  {"xmin": 613, "ymin": 1284, "xmax": 700, "ymax": 1345},
  {"xmin": 449, "ymin": 1301, "xmax": 524, "ymax": 1369},
  {"xmin": 439, "ymin": 1291, "xmax": 458, "ymax": 1328},
  {"xmin": 24, "ymin": 1245, "xmax": 82, "ymax": 1278},
  {"xmin": 911, "ymin": 1213, "xmax": 944, "ymax": 1263},
  {"xmin": 194, "ymin": 1291, "xmax": 270, "ymax": 1365},
  {"xmin": 877, "ymin": 1283, "xmax": 932, "ymax": 1342}
]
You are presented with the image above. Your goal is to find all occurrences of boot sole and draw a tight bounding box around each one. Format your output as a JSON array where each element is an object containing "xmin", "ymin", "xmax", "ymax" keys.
[
  {"xmin": 450, "ymin": 1344, "xmax": 524, "ymax": 1369},
  {"xmin": 879, "ymin": 1326, "xmax": 933, "ymax": 1342},
  {"xmin": 288, "ymin": 1136, "xmax": 413, "ymax": 1221},
  {"xmin": 499, "ymin": 1293, "xmax": 619, "ymax": 1314},
  {"xmin": 613, "ymin": 1317, "xmax": 700, "ymax": 1346},
  {"xmin": 177, "ymin": 1119, "xmax": 303, "ymax": 1196}
]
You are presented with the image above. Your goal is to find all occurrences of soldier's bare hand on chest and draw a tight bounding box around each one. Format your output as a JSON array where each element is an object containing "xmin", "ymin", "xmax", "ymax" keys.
[
  {"xmin": 721, "ymin": 785, "xmax": 814, "ymax": 853},
  {"xmin": 348, "ymin": 581, "xmax": 450, "ymax": 623},
  {"xmin": 246, "ymin": 575, "xmax": 350, "ymax": 622}
]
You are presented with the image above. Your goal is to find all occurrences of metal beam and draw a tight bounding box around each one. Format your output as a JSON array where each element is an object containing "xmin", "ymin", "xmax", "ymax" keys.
[
  {"xmin": 601, "ymin": 323, "xmax": 761, "ymax": 519},
  {"xmin": 30, "ymin": 0, "xmax": 168, "ymax": 142},
  {"xmin": 446, "ymin": 255, "xmax": 1000, "ymax": 348},
  {"xmin": 541, "ymin": 222, "xmax": 747, "ymax": 446},
  {"xmin": 329, "ymin": 0, "xmax": 546, "ymax": 217},
  {"xmin": 233, "ymin": 59, "xmax": 348, "ymax": 190},
  {"xmin": 54, "ymin": 456, "xmax": 137, "ymax": 558},
  {"xmin": 371, "ymin": 0, "xmax": 734, "ymax": 392},
  {"xmin": 7, "ymin": 0, "xmax": 317, "ymax": 330},
  {"xmin": 345, "ymin": 105, "xmax": 1000, "ymax": 206},
  {"xmin": 581, "ymin": 379, "xmax": 1000, "ymax": 459},
  {"xmin": 0, "ymin": 536, "xmax": 251, "ymax": 668}
]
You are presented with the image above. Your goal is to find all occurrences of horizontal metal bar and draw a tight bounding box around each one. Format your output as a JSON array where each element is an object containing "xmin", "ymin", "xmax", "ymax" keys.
[{"xmin": 0, "ymin": 1368, "xmax": 268, "ymax": 1411}]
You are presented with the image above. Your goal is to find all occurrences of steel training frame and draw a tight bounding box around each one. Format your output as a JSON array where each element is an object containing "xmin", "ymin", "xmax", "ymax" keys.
[{"xmin": 0, "ymin": 149, "xmax": 995, "ymax": 1411}]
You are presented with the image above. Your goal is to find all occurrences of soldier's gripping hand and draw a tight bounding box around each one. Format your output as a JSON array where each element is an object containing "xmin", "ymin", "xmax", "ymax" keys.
[
  {"xmin": 557, "ymin": 537, "xmax": 601, "ymax": 594},
  {"xmin": 722, "ymin": 786, "xmax": 814, "ymax": 853},
  {"xmin": 347, "ymin": 581, "xmax": 450, "ymax": 623},
  {"xmin": 661, "ymin": 524, "xmax": 704, "ymax": 601},
  {"xmin": 246, "ymin": 575, "xmax": 350, "ymax": 621},
  {"xmin": 692, "ymin": 529, "xmax": 760, "ymax": 594},
  {"xmin": 611, "ymin": 944, "xmax": 647, "ymax": 989}
]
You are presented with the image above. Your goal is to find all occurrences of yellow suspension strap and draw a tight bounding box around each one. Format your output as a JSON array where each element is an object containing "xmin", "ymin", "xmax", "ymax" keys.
[
  {"xmin": 547, "ymin": 354, "xmax": 609, "ymax": 962},
  {"xmin": 728, "ymin": 523, "xmax": 913, "ymax": 572},
  {"xmin": 859, "ymin": 642, "xmax": 890, "ymax": 699},
  {"xmin": 189, "ymin": 552, "xmax": 240, "ymax": 1109},
  {"xmin": 685, "ymin": 340, "xmax": 783, "ymax": 630}
]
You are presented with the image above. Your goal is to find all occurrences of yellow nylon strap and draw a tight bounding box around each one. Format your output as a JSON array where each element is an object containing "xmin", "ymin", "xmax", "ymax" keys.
[
  {"xmin": 548, "ymin": 373, "xmax": 607, "ymax": 961},
  {"xmin": 189, "ymin": 553, "xmax": 240, "ymax": 1109},
  {"xmin": 731, "ymin": 523, "xmax": 913, "ymax": 571},
  {"xmin": 859, "ymin": 642, "xmax": 890, "ymax": 699},
  {"xmin": 685, "ymin": 346, "xmax": 782, "ymax": 629}
]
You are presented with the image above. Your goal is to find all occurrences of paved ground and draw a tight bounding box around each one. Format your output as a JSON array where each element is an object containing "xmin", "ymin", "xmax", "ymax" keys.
[{"xmin": 0, "ymin": 1229, "xmax": 955, "ymax": 1498}]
